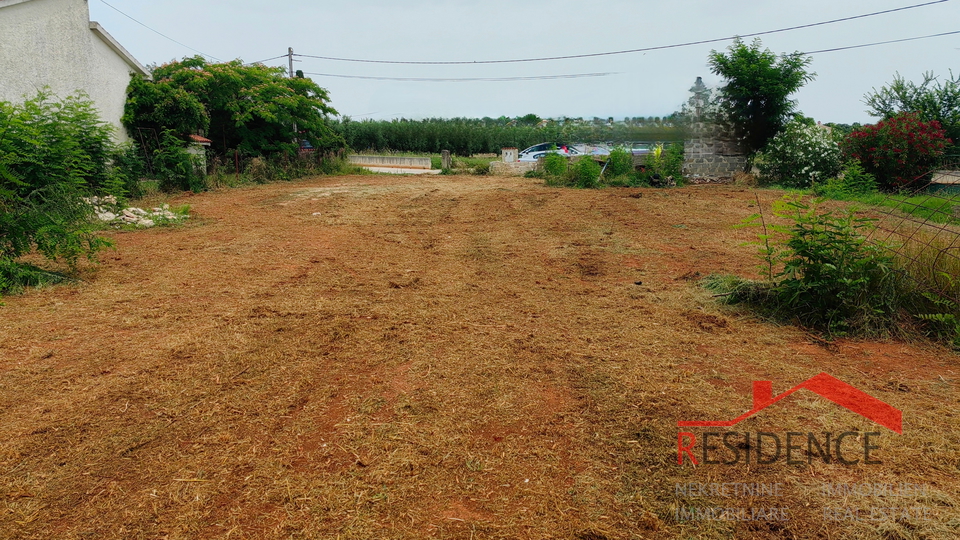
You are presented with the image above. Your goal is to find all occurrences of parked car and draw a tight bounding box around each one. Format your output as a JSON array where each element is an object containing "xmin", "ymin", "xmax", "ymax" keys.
[
  {"xmin": 627, "ymin": 142, "xmax": 654, "ymax": 156},
  {"xmin": 518, "ymin": 143, "xmax": 579, "ymax": 162},
  {"xmin": 518, "ymin": 142, "xmax": 654, "ymax": 162},
  {"xmin": 578, "ymin": 143, "xmax": 612, "ymax": 157}
]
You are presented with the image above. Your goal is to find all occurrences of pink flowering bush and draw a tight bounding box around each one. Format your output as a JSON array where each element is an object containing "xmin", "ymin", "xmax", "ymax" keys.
[{"xmin": 841, "ymin": 112, "xmax": 951, "ymax": 191}]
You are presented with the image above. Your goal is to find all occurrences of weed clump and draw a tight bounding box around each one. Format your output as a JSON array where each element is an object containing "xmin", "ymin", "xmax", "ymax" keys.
[
  {"xmin": 706, "ymin": 195, "xmax": 960, "ymax": 343},
  {"xmin": 541, "ymin": 152, "xmax": 569, "ymax": 184},
  {"xmin": 570, "ymin": 157, "xmax": 602, "ymax": 189},
  {"xmin": 813, "ymin": 161, "xmax": 878, "ymax": 199},
  {"xmin": 538, "ymin": 142, "xmax": 685, "ymax": 189}
]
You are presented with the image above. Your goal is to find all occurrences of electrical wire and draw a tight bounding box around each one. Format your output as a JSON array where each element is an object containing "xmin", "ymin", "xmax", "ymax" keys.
[
  {"xmin": 97, "ymin": 0, "xmax": 221, "ymax": 61},
  {"xmin": 297, "ymin": 30, "xmax": 959, "ymax": 83},
  {"xmin": 802, "ymin": 29, "xmax": 960, "ymax": 54},
  {"xmin": 292, "ymin": 0, "xmax": 951, "ymax": 65},
  {"xmin": 301, "ymin": 72, "xmax": 619, "ymax": 82},
  {"xmin": 245, "ymin": 55, "xmax": 289, "ymax": 66}
]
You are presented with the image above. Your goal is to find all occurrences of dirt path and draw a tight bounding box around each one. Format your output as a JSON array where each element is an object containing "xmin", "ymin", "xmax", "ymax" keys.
[{"xmin": 0, "ymin": 175, "xmax": 957, "ymax": 539}]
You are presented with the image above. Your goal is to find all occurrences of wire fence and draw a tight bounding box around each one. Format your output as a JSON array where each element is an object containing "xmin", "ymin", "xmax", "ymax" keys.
[{"xmin": 866, "ymin": 162, "xmax": 960, "ymax": 305}]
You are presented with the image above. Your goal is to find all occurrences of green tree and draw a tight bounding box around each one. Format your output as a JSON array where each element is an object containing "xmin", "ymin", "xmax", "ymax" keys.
[
  {"xmin": 121, "ymin": 74, "xmax": 208, "ymax": 141},
  {"xmin": 517, "ymin": 113, "xmax": 542, "ymax": 127},
  {"xmin": 708, "ymin": 38, "xmax": 815, "ymax": 157},
  {"xmin": 124, "ymin": 57, "xmax": 343, "ymax": 156},
  {"xmin": 0, "ymin": 92, "xmax": 113, "ymax": 289},
  {"xmin": 864, "ymin": 71, "xmax": 960, "ymax": 144}
]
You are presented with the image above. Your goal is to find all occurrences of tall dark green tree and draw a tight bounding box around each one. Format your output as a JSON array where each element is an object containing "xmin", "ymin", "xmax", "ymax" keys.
[
  {"xmin": 864, "ymin": 71, "xmax": 960, "ymax": 145},
  {"xmin": 708, "ymin": 38, "xmax": 815, "ymax": 157},
  {"xmin": 124, "ymin": 57, "xmax": 343, "ymax": 156}
]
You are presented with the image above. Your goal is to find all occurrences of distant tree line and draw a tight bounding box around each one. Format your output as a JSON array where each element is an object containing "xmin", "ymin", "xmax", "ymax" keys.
[{"xmin": 332, "ymin": 116, "xmax": 684, "ymax": 156}]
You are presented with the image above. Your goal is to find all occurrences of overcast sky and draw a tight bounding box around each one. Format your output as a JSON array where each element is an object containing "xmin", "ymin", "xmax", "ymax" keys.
[{"xmin": 88, "ymin": 0, "xmax": 959, "ymax": 124}]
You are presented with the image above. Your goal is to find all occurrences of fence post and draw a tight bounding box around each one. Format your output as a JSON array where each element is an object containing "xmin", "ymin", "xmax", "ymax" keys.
[{"xmin": 441, "ymin": 150, "xmax": 452, "ymax": 170}]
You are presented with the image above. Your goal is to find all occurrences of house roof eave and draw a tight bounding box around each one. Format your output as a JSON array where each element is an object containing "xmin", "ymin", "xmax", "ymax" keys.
[
  {"xmin": 89, "ymin": 21, "xmax": 150, "ymax": 77},
  {"xmin": 0, "ymin": 0, "xmax": 38, "ymax": 10}
]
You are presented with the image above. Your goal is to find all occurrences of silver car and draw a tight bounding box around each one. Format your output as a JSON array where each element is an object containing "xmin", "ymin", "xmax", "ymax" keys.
[{"xmin": 517, "ymin": 143, "xmax": 580, "ymax": 162}]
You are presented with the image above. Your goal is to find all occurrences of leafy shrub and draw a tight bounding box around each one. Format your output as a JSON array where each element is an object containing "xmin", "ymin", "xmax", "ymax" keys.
[
  {"xmin": 0, "ymin": 92, "xmax": 113, "ymax": 283},
  {"xmin": 605, "ymin": 146, "xmax": 634, "ymax": 177},
  {"xmin": 542, "ymin": 152, "xmax": 568, "ymax": 179},
  {"xmin": 917, "ymin": 282, "xmax": 960, "ymax": 348},
  {"xmin": 757, "ymin": 120, "xmax": 842, "ymax": 187},
  {"xmin": 709, "ymin": 193, "xmax": 960, "ymax": 345},
  {"xmin": 643, "ymin": 142, "xmax": 685, "ymax": 184},
  {"xmin": 662, "ymin": 141, "xmax": 686, "ymax": 181},
  {"xmin": 569, "ymin": 157, "xmax": 602, "ymax": 189},
  {"xmin": 105, "ymin": 143, "xmax": 148, "ymax": 201},
  {"xmin": 723, "ymin": 196, "xmax": 906, "ymax": 336},
  {"xmin": 814, "ymin": 161, "xmax": 877, "ymax": 199},
  {"xmin": 841, "ymin": 112, "xmax": 951, "ymax": 190},
  {"xmin": 153, "ymin": 131, "xmax": 203, "ymax": 192},
  {"xmin": 0, "ymin": 259, "xmax": 74, "ymax": 295}
]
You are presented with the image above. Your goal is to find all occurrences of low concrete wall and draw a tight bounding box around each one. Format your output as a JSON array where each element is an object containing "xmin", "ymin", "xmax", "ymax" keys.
[
  {"xmin": 490, "ymin": 161, "xmax": 538, "ymax": 176},
  {"xmin": 348, "ymin": 155, "xmax": 432, "ymax": 169},
  {"xmin": 932, "ymin": 170, "xmax": 960, "ymax": 184},
  {"xmin": 928, "ymin": 170, "xmax": 960, "ymax": 195}
]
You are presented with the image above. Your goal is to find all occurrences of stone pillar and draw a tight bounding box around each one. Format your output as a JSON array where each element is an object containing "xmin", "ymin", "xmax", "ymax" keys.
[
  {"xmin": 502, "ymin": 147, "xmax": 518, "ymax": 163},
  {"xmin": 441, "ymin": 150, "xmax": 452, "ymax": 169}
]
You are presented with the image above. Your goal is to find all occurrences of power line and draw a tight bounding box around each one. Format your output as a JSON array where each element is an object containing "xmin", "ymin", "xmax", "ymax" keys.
[
  {"xmin": 302, "ymin": 72, "xmax": 620, "ymax": 82},
  {"xmin": 299, "ymin": 29, "xmax": 960, "ymax": 84},
  {"xmin": 292, "ymin": 0, "xmax": 951, "ymax": 65},
  {"xmin": 97, "ymin": 0, "xmax": 221, "ymax": 62},
  {"xmin": 802, "ymin": 29, "xmax": 960, "ymax": 54},
  {"xmin": 245, "ymin": 55, "xmax": 289, "ymax": 66}
]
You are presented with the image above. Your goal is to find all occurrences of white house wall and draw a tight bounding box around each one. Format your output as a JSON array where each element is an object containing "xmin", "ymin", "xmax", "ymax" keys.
[{"xmin": 0, "ymin": 0, "xmax": 147, "ymax": 142}]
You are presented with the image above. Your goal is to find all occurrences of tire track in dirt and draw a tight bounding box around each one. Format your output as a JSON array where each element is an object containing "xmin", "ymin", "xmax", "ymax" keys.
[{"xmin": 0, "ymin": 175, "xmax": 956, "ymax": 539}]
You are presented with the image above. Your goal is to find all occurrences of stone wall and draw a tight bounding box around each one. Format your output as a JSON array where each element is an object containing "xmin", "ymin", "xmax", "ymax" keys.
[{"xmin": 683, "ymin": 122, "xmax": 747, "ymax": 179}]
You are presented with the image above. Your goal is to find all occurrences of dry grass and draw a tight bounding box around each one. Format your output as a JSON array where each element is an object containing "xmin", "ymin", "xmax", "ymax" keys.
[
  {"xmin": 0, "ymin": 177, "xmax": 957, "ymax": 539},
  {"xmin": 875, "ymin": 222, "xmax": 960, "ymax": 305},
  {"xmin": 732, "ymin": 172, "xmax": 759, "ymax": 187}
]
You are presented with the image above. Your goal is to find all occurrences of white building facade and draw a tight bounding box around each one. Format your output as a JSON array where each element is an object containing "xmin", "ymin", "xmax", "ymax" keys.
[{"xmin": 0, "ymin": 0, "xmax": 148, "ymax": 141}]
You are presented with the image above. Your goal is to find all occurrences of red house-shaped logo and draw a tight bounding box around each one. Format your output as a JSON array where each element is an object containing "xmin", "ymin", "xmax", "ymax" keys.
[{"xmin": 678, "ymin": 372, "xmax": 902, "ymax": 433}]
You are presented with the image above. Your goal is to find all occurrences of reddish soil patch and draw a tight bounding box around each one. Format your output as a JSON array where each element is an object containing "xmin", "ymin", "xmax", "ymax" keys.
[{"xmin": 0, "ymin": 175, "xmax": 956, "ymax": 539}]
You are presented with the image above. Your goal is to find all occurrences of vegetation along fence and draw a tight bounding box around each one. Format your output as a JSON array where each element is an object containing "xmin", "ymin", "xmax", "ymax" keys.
[{"xmin": 867, "ymin": 163, "xmax": 960, "ymax": 306}]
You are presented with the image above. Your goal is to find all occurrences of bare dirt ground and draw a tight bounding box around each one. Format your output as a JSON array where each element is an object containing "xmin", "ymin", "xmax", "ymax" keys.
[{"xmin": 0, "ymin": 174, "xmax": 957, "ymax": 540}]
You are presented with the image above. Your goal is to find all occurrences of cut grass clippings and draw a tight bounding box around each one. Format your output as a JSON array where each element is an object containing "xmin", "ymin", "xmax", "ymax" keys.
[{"xmin": 0, "ymin": 176, "xmax": 957, "ymax": 539}]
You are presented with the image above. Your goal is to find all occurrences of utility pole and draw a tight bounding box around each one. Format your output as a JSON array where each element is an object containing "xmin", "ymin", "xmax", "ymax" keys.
[{"xmin": 288, "ymin": 47, "xmax": 298, "ymax": 144}]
